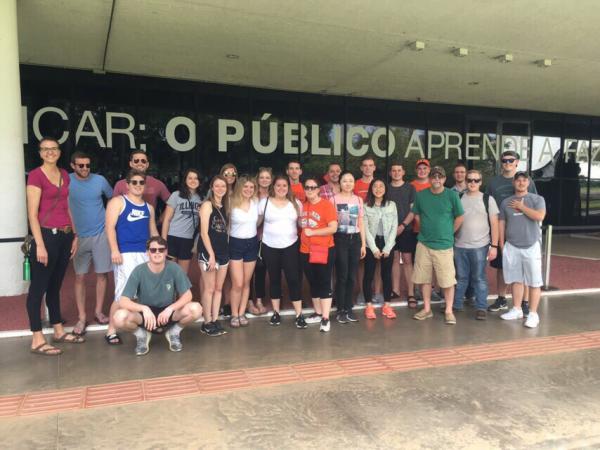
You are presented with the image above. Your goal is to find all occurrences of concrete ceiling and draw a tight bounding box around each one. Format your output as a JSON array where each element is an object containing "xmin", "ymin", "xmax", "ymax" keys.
[{"xmin": 17, "ymin": 0, "xmax": 600, "ymax": 116}]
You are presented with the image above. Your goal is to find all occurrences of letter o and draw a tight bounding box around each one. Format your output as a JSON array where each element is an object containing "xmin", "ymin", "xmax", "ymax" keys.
[{"xmin": 166, "ymin": 116, "xmax": 196, "ymax": 152}]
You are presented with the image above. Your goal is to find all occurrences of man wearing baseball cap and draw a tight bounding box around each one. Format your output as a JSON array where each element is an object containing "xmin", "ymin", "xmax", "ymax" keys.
[
  {"xmin": 486, "ymin": 150, "xmax": 537, "ymax": 314},
  {"xmin": 411, "ymin": 166, "xmax": 464, "ymax": 325},
  {"xmin": 498, "ymin": 172, "xmax": 546, "ymax": 328}
]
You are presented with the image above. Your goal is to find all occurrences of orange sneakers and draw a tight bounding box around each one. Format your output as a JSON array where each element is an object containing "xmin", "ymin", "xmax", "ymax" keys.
[
  {"xmin": 365, "ymin": 305, "xmax": 376, "ymax": 320},
  {"xmin": 382, "ymin": 305, "xmax": 397, "ymax": 319}
]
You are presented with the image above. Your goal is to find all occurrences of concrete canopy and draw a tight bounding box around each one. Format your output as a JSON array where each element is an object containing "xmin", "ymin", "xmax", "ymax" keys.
[{"xmin": 17, "ymin": 0, "xmax": 600, "ymax": 116}]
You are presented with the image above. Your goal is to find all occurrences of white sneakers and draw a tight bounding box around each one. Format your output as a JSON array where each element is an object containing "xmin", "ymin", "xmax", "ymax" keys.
[
  {"xmin": 524, "ymin": 312, "xmax": 540, "ymax": 328},
  {"xmin": 500, "ymin": 307, "xmax": 523, "ymax": 320},
  {"xmin": 501, "ymin": 306, "xmax": 540, "ymax": 328}
]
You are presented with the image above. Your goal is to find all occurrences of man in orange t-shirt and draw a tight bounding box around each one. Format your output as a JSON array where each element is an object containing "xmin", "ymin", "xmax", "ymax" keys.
[
  {"xmin": 287, "ymin": 160, "xmax": 305, "ymax": 202},
  {"xmin": 354, "ymin": 156, "xmax": 376, "ymax": 201},
  {"xmin": 410, "ymin": 159, "xmax": 431, "ymax": 234}
]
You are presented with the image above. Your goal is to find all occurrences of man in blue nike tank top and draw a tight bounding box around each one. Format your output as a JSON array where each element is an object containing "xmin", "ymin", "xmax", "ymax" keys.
[{"xmin": 104, "ymin": 169, "xmax": 158, "ymax": 345}]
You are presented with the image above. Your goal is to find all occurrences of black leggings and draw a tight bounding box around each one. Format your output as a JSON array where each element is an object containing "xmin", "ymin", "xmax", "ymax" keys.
[
  {"xmin": 26, "ymin": 229, "xmax": 74, "ymax": 332},
  {"xmin": 363, "ymin": 236, "xmax": 393, "ymax": 302},
  {"xmin": 253, "ymin": 255, "xmax": 267, "ymax": 299},
  {"xmin": 334, "ymin": 233, "xmax": 361, "ymax": 312},
  {"xmin": 302, "ymin": 248, "xmax": 335, "ymax": 299},
  {"xmin": 262, "ymin": 241, "xmax": 301, "ymax": 301}
]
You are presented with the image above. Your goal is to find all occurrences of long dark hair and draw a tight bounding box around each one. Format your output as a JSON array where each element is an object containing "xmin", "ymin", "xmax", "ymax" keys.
[
  {"xmin": 179, "ymin": 168, "xmax": 200, "ymax": 200},
  {"xmin": 365, "ymin": 178, "xmax": 389, "ymax": 207}
]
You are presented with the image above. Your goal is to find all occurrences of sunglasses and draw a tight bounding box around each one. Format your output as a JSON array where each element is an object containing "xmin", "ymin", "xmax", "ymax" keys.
[
  {"xmin": 467, "ymin": 178, "xmax": 482, "ymax": 183},
  {"xmin": 501, "ymin": 158, "xmax": 516, "ymax": 163},
  {"xmin": 223, "ymin": 171, "xmax": 237, "ymax": 177},
  {"xmin": 148, "ymin": 247, "xmax": 167, "ymax": 254},
  {"xmin": 304, "ymin": 185, "xmax": 319, "ymax": 191},
  {"xmin": 76, "ymin": 163, "xmax": 90, "ymax": 169},
  {"xmin": 133, "ymin": 158, "xmax": 148, "ymax": 164},
  {"xmin": 128, "ymin": 179, "xmax": 146, "ymax": 186}
]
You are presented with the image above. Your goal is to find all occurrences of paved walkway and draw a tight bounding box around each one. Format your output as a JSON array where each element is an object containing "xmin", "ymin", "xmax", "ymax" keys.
[{"xmin": 1, "ymin": 293, "xmax": 599, "ymax": 448}]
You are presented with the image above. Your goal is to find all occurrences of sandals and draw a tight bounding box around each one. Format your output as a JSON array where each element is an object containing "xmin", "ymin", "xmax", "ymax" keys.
[
  {"xmin": 52, "ymin": 333, "xmax": 85, "ymax": 344},
  {"xmin": 407, "ymin": 296, "xmax": 418, "ymax": 309},
  {"xmin": 247, "ymin": 301, "xmax": 260, "ymax": 316},
  {"xmin": 239, "ymin": 315, "xmax": 249, "ymax": 327},
  {"xmin": 104, "ymin": 333, "xmax": 122, "ymax": 345},
  {"xmin": 95, "ymin": 312, "xmax": 109, "ymax": 324},
  {"xmin": 230, "ymin": 316, "xmax": 240, "ymax": 328},
  {"xmin": 256, "ymin": 301, "xmax": 267, "ymax": 315},
  {"xmin": 30, "ymin": 343, "xmax": 63, "ymax": 356},
  {"xmin": 73, "ymin": 320, "xmax": 87, "ymax": 336}
]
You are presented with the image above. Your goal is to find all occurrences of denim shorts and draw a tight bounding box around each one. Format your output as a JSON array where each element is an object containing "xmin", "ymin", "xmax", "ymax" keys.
[{"xmin": 229, "ymin": 236, "xmax": 259, "ymax": 262}]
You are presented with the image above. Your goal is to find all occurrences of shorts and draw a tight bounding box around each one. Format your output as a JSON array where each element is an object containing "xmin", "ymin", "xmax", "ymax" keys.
[
  {"xmin": 490, "ymin": 246, "xmax": 503, "ymax": 269},
  {"xmin": 395, "ymin": 230, "xmax": 417, "ymax": 254},
  {"xmin": 198, "ymin": 251, "xmax": 229, "ymax": 269},
  {"xmin": 167, "ymin": 235, "xmax": 194, "ymax": 260},
  {"xmin": 73, "ymin": 230, "xmax": 112, "ymax": 275},
  {"xmin": 229, "ymin": 236, "xmax": 259, "ymax": 262},
  {"xmin": 412, "ymin": 241, "xmax": 456, "ymax": 288},
  {"xmin": 140, "ymin": 305, "xmax": 177, "ymax": 330},
  {"xmin": 114, "ymin": 252, "xmax": 149, "ymax": 301},
  {"xmin": 502, "ymin": 241, "xmax": 543, "ymax": 287}
]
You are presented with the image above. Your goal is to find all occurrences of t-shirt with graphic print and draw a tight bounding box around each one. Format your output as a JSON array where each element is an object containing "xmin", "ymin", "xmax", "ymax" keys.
[
  {"xmin": 122, "ymin": 260, "xmax": 192, "ymax": 308},
  {"xmin": 166, "ymin": 191, "xmax": 202, "ymax": 239},
  {"xmin": 333, "ymin": 193, "xmax": 364, "ymax": 234},
  {"xmin": 300, "ymin": 198, "xmax": 337, "ymax": 253}
]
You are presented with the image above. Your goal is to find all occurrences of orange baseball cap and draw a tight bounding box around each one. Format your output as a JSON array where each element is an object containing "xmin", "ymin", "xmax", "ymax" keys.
[{"xmin": 415, "ymin": 159, "xmax": 430, "ymax": 168}]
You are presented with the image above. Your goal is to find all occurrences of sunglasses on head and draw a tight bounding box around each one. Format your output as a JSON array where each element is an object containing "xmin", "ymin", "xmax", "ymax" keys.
[
  {"xmin": 133, "ymin": 158, "xmax": 148, "ymax": 164},
  {"xmin": 223, "ymin": 171, "xmax": 237, "ymax": 177},
  {"xmin": 148, "ymin": 247, "xmax": 167, "ymax": 254},
  {"xmin": 128, "ymin": 179, "xmax": 145, "ymax": 186},
  {"xmin": 501, "ymin": 158, "xmax": 516, "ymax": 163},
  {"xmin": 76, "ymin": 163, "xmax": 90, "ymax": 169},
  {"xmin": 304, "ymin": 185, "xmax": 319, "ymax": 191},
  {"xmin": 467, "ymin": 178, "xmax": 482, "ymax": 183}
]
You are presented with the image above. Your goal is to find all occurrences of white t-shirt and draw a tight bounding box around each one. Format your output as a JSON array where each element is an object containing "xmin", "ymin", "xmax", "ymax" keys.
[
  {"xmin": 259, "ymin": 198, "xmax": 300, "ymax": 249},
  {"xmin": 230, "ymin": 199, "xmax": 259, "ymax": 239}
]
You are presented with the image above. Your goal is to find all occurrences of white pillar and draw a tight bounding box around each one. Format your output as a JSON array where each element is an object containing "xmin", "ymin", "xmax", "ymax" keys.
[{"xmin": 0, "ymin": 0, "xmax": 28, "ymax": 296}]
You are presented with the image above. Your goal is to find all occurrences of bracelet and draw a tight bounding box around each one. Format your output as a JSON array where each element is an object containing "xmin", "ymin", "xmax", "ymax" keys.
[{"xmin": 491, "ymin": 245, "xmax": 498, "ymax": 248}]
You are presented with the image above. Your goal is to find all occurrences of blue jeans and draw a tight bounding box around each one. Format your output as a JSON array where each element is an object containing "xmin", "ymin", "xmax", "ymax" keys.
[{"xmin": 453, "ymin": 246, "xmax": 489, "ymax": 310}]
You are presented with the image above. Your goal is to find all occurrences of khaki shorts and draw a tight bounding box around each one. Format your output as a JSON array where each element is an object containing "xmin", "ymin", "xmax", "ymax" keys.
[{"xmin": 412, "ymin": 242, "xmax": 456, "ymax": 288}]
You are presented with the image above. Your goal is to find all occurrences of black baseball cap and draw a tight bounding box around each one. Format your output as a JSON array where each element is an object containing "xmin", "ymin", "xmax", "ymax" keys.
[
  {"xmin": 514, "ymin": 171, "xmax": 529, "ymax": 180},
  {"xmin": 502, "ymin": 150, "xmax": 519, "ymax": 159}
]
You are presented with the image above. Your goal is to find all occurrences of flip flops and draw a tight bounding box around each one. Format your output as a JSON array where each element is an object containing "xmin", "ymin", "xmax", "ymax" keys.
[
  {"xmin": 73, "ymin": 320, "xmax": 87, "ymax": 336},
  {"xmin": 30, "ymin": 343, "xmax": 63, "ymax": 356},
  {"xmin": 104, "ymin": 333, "xmax": 122, "ymax": 345},
  {"xmin": 52, "ymin": 333, "xmax": 85, "ymax": 344},
  {"xmin": 407, "ymin": 296, "xmax": 418, "ymax": 309},
  {"xmin": 95, "ymin": 312, "xmax": 109, "ymax": 324}
]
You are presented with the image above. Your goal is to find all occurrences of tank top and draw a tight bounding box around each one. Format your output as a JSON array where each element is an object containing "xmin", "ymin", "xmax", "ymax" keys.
[
  {"xmin": 116, "ymin": 195, "xmax": 150, "ymax": 253},
  {"xmin": 197, "ymin": 203, "xmax": 229, "ymax": 257}
]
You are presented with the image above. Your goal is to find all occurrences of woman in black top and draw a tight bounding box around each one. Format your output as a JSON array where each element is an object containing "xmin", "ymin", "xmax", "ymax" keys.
[{"xmin": 198, "ymin": 175, "xmax": 229, "ymax": 337}]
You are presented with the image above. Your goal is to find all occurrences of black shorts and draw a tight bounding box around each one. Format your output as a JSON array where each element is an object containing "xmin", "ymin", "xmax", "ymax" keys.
[
  {"xmin": 141, "ymin": 305, "xmax": 176, "ymax": 331},
  {"xmin": 490, "ymin": 246, "xmax": 503, "ymax": 269},
  {"xmin": 167, "ymin": 235, "xmax": 194, "ymax": 260},
  {"xmin": 395, "ymin": 230, "xmax": 417, "ymax": 254}
]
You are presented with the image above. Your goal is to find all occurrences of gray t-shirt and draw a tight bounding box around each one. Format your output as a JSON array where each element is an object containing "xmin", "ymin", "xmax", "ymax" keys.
[
  {"xmin": 486, "ymin": 175, "xmax": 537, "ymax": 207},
  {"xmin": 166, "ymin": 191, "xmax": 202, "ymax": 239},
  {"xmin": 499, "ymin": 193, "xmax": 546, "ymax": 248},
  {"xmin": 122, "ymin": 261, "xmax": 192, "ymax": 308},
  {"xmin": 387, "ymin": 183, "xmax": 416, "ymax": 231},
  {"xmin": 455, "ymin": 192, "xmax": 499, "ymax": 249}
]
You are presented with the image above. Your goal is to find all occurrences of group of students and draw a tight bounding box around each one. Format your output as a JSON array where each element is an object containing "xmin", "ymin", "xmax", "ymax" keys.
[{"xmin": 24, "ymin": 136, "xmax": 546, "ymax": 356}]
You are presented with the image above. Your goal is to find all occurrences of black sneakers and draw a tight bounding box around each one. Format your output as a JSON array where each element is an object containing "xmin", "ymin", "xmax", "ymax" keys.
[
  {"xmin": 270, "ymin": 311, "xmax": 281, "ymax": 326},
  {"xmin": 346, "ymin": 311, "xmax": 359, "ymax": 322},
  {"xmin": 487, "ymin": 297, "xmax": 508, "ymax": 312},
  {"xmin": 336, "ymin": 311, "xmax": 348, "ymax": 324},
  {"xmin": 522, "ymin": 301, "xmax": 530, "ymax": 318},
  {"xmin": 295, "ymin": 314, "xmax": 308, "ymax": 329},
  {"xmin": 320, "ymin": 318, "xmax": 330, "ymax": 332}
]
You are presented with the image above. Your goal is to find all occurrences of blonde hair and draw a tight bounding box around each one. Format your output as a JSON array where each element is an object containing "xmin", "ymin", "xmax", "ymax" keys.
[
  {"xmin": 230, "ymin": 175, "xmax": 257, "ymax": 210},
  {"xmin": 467, "ymin": 169, "xmax": 482, "ymax": 177}
]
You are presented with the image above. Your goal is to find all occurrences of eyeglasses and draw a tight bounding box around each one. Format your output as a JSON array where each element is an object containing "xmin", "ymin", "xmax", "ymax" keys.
[
  {"xmin": 76, "ymin": 163, "xmax": 90, "ymax": 169},
  {"xmin": 128, "ymin": 180, "xmax": 146, "ymax": 186},
  {"xmin": 223, "ymin": 171, "xmax": 237, "ymax": 177},
  {"xmin": 467, "ymin": 178, "xmax": 482, "ymax": 184},
  {"xmin": 501, "ymin": 158, "xmax": 516, "ymax": 164},
  {"xmin": 133, "ymin": 158, "xmax": 148, "ymax": 164},
  {"xmin": 304, "ymin": 185, "xmax": 319, "ymax": 191},
  {"xmin": 148, "ymin": 247, "xmax": 167, "ymax": 254},
  {"xmin": 40, "ymin": 147, "xmax": 59, "ymax": 152}
]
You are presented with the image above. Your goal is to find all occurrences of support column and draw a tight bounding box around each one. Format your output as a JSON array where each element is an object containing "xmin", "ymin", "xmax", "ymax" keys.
[{"xmin": 0, "ymin": 0, "xmax": 28, "ymax": 296}]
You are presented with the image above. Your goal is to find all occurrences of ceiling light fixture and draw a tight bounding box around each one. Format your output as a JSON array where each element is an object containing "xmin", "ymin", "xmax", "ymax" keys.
[
  {"xmin": 226, "ymin": 54, "xmax": 240, "ymax": 60},
  {"xmin": 454, "ymin": 47, "xmax": 469, "ymax": 57},
  {"xmin": 536, "ymin": 59, "xmax": 552, "ymax": 67},
  {"xmin": 411, "ymin": 41, "xmax": 425, "ymax": 51}
]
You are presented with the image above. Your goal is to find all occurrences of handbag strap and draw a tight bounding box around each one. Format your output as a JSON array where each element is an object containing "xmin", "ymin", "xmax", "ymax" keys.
[{"xmin": 39, "ymin": 170, "xmax": 63, "ymax": 228}]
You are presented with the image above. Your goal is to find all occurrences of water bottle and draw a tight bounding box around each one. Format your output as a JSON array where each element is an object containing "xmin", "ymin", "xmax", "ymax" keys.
[{"xmin": 23, "ymin": 256, "xmax": 31, "ymax": 281}]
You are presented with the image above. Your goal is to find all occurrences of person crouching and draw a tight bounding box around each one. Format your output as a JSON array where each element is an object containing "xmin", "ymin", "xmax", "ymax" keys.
[{"xmin": 113, "ymin": 236, "xmax": 202, "ymax": 355}]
